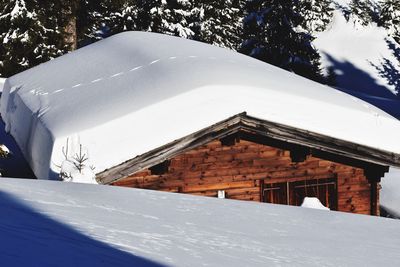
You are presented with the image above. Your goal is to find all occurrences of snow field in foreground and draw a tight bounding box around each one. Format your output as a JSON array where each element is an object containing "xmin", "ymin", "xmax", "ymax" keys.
[{"xmin": 0, "ymin": 178, "xmax": 400, "ymax": 267}]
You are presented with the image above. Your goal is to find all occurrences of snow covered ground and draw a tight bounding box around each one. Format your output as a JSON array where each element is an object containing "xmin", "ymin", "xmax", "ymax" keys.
[
  {"xmin": 1, "ymin": 178, "xmax": 400, "ymax": 267},
  {"xmin": 315, "ymin": 9, "xmax": 399, "ymax": 97},
  {"xmin": 314, "ymin": 2, "xmax": 400, "ymax": 118},
  {"xmin": 381, "ymin": 168, "xmax": 400, "ymax": 218}
]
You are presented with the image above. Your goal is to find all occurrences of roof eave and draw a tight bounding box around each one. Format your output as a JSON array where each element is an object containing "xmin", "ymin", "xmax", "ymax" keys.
[{"xmin": 97, "ymin": 112, "xmax": 400, "ymax": 184}]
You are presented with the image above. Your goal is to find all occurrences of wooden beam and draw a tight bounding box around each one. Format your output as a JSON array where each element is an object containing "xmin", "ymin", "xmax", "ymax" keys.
[
  {"xmin": 182, "ymin": 180, "xmax": 255, "ymax": 193},
  {"xmin": 365, "ymin": 167, "xmax": 389, "ymax": 216},
  {"xmin": 369, "ymin": 180, "xmax": 379, "ymax": 216},
  {"xmin": 289, "ymin": 147, "xmax": 310, "ymax": 163},
  {"xmin": 365, "ymin": 168, "xmax": 387, "ymax": 183},
  {"xmin": 311, "ymin": 150, "xmax": 389, "ymax": 174},
  {"xmin": 220, "ymin": 133, "xmax": 240, "ymax": 146},
  {"xmin": 149, "ymin": 160, "xmax": 170, "ymax": 175}
]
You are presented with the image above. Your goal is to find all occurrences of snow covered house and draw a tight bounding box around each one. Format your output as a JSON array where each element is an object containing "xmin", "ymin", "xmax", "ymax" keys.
[{"xmin": 1, "ymin": 32, "xmax": 400, "ymax": 215}]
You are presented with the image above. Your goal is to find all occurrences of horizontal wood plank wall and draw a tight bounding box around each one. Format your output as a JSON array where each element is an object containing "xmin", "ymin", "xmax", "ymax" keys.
[{"xmin": 112, "ymin": 140, "xmax": 373, "ymax": 214}]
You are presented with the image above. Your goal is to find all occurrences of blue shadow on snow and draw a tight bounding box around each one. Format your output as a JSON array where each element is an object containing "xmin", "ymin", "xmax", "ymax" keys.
[
  {"xmin": 0, "ymin": 190, "xmax": 167, "ymax": 267},
  {"xmin": 323, "ymin": 52, "xmax": 400, "ymax": 119},
  {"xmin": 0, "ymin": 118, "xmax": 35, "ymax": 179}
]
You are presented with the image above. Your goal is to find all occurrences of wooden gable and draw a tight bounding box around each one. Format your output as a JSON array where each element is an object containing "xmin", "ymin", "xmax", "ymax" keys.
[{"xmin": 111, "ymin": 139, "xmax": 375, "ymax": 215}]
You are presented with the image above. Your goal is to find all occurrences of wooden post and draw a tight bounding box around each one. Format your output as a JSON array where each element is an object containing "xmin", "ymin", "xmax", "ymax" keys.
[
  {"xmin": 365, "ymin": 168, "xmax": 386, "ymax": 216},
  {"xmin": 259, "ymin": 179, "xmax": 264, "ymax": 203},
  {"xmin": 370, "ymin": 180, "xmax": 379, "ymax": 216},
  {"xmin": 289, "ymin": 147, "xmax": 310, "ymax": 163}
]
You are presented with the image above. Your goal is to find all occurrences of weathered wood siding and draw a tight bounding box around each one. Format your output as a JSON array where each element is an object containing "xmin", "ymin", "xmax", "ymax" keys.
[{"xmin": 112, "ymin": 140, "xmax": 375, "ymax": 215}]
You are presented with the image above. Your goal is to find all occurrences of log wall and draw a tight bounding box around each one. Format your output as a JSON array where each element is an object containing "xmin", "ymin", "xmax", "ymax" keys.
[{"xmin": 112, "ymin": 140, "xmax": 375, "ymax": 215}]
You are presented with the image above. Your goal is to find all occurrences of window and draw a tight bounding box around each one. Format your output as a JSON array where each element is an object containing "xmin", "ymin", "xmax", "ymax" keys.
[
  {"xmin": 261, "ymin": 178, "xmax": 337, "ymax": 210},
  {"xmin": 262, "ymin": 182, "xmax": 288, "ymax": 205}
]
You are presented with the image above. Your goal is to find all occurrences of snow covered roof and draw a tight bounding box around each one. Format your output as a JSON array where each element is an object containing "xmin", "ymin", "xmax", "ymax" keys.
[
  {"xmin": 1, "ymin": 178, "xmax": 400, "ymax": 266},
  {"xmin": 2, "ymin": 31, "xmax": 400, "ymax": 180}
]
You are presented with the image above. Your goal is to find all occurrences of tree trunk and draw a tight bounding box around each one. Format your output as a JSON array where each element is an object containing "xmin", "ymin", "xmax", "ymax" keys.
[
  {"xmin": 63, "ymin": 1, "xmax": 78, "ymax": 51},
  {"xmin": 64, "ymin": 16, "xmax": 77, "ymax": 50}
]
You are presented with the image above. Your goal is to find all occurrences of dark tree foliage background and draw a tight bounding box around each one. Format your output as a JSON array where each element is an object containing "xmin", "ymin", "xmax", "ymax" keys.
[
  {"xmin": 0, "ymin": 0, "xmax": 399, "ymax": 83},
  {"xmin": 239, "ymin": 0, "xmax": 324, "ymax": 82}
]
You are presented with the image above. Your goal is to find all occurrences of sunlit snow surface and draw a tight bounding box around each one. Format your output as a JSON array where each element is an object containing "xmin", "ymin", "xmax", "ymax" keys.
[
  {"xmin": 315, "ymin": 6, "xmax": 400, "ymax": 98},
  {"xmin": 2, "ymin": 31, "xmax": 400, "ymax": 180},
  {"xmin": 381, "ymin": 168, "xmax": 400, "ymax": 218},
  {"xmin": 301, "ymin": 197, "xmax": 330, "ymax": 211},
  {"xmin": 0, "ymin": 78, "xmax": 5, "ymax": 93},
  {"xmin": 0, "ymin": 178, "xmax": 400, "ymax": 266}
]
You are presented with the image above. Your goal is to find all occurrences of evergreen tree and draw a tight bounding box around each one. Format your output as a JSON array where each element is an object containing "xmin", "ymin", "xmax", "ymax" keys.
[
  {"xmin": 325, "ymin": 66, "xmax": 338, "ymax": 87},
  {"xmin": 80, "ymin": 0, "xmax": 132, "ymax": 41},
  {"xmin": 0, "ymin": 0, "xmax": 67, "ymax": 77},
  {"xmin": 96, "ymin": 0, "xmax": 200, "ymax": 39},
  {"xmin": 349, "ymin": 0, "xmax": 381, "ymax": 26},
  {"xmin": 55, "ymin": 0, "xmax": 123, "ymax": 48},
  {"xmin": 240, "ymin": 0, "xmax": 324, "ymax": 82},
  {"xmin": 159, "ymin": 0, "xmax": 200, "ymax": 38},
  {"xmin": 299, "ymin": 0, "xmax": 334, "ymax": 32},
  {"xmin": 197, "ymin": 0, "xmax": 245, "ymax": 50},
  {"xmin": 380, "ymin": 0, "xmax": 400, "ymax": 43},
  {"xmin": 134, "ymin": 0, "xmax": 164, "ymax": 32}
]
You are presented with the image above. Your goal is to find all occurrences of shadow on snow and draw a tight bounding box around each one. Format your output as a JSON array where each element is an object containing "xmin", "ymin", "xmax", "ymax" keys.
[
  {"xmin": 323, "ymin": 51, "xmax": 400, "ymax": 119},
  {"xmin": 0, "ymin": 118, "xmax": 35, "ymax": 179},
  {"xmin": 323, "ymin": 53, "xmax": 397, "ymax": 99},
  {"xmin": 370, "ymin": 39, "xmax": 400, "ymax": 97},
  {"xmin": 0, "ymin": 190, "xmax": 168, "ymax": 267}
]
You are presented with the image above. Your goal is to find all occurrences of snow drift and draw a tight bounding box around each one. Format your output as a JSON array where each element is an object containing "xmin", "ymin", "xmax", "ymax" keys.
[
  {"xmin": 312, "ymin": 1, "xmax": 400, "ymax": 121},
  {"xmin": 1, "ymin": 178, "xmax": 400, "ymax": 266},
  {"xmin": 2, "ymin": 31, "xmax": 400, "ymax": 180},
  {"xmin": 301, "ymin": 197, "xmax": 330, "ymax": 211},
  {"xmin": 0, "ymin": 77, "xmax": 5, "ymax": 93},
  {"xmin": 313, "ymin": 10, "xmax": 400, "ymax": 99},
  {"xmin": 381, "ymin": 168, "xmax": 400, "ymax": 218}
]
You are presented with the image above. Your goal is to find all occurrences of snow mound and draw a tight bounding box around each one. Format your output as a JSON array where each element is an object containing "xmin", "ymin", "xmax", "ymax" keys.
[
  {"xmin": 314, "ymin": 9, "xmax": 400, "ymax": 98},
  {"xmin": 58, "ymin": 142, "xmax": 97, "ymax": 184},
  {"xmin": 60, "ymin": 160, "xmax": 97, "ymax": 184},
  {"xmin": 0, "ymin": 78, "xmax": 5, "ymax": 94},
  {"xmin": 380, "ymin": 168, "xmax": 400, "ymax": 218},
  {"xmin": 2, "ymin": 31, "xmax": 400, "ymax": 180},
  {"xmin": 301, "ymin": 197, "xmax": 330, "ymax": 211},
  {"xmin": 1, "ymin": 178, "xmax": 400, "ymax": 266}
]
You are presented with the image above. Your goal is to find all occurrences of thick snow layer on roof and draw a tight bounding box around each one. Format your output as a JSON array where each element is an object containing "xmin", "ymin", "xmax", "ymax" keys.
[
  {"xmin": 2, "ymin": 31, "xmax": 400, "ymax": 179},
  {"xmin": 381, "ymin": 168, "xmax": 400, "ymax": 218},
  {"xmin": 1, "ymin": 178, "xmax": 400, "ymax": 266}
]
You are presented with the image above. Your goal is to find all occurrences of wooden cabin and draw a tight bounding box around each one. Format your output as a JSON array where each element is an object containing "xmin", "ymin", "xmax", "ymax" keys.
[{"xmin": 97, "ymin": 113, "xmax": 400, "ymax": 216}]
